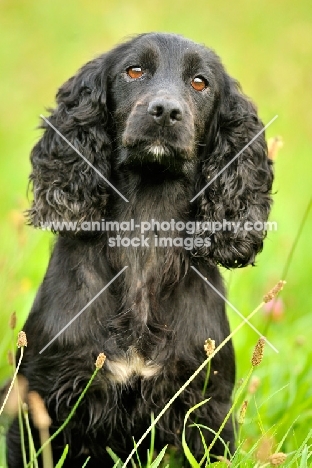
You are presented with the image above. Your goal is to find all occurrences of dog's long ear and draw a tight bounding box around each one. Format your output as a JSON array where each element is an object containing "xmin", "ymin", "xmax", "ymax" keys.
[
  {"xmin": 195, "ymin": 72, "xmax": 274, "ymax": 268},
  {"xmin": 27, "ymin": 55, "xmax": 112, "ymax": 233}
]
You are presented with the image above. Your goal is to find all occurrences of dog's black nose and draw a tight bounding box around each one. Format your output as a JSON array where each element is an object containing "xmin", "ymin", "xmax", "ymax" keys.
[{"xmin": 148, "ymin": 98, "xmax": 183, "ymax": 126}]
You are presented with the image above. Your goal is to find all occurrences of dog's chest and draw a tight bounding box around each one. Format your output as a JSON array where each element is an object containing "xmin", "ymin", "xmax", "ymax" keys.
[{"xmin": 105, "ymin": 346, "xmax": 161, "ymax": 383}]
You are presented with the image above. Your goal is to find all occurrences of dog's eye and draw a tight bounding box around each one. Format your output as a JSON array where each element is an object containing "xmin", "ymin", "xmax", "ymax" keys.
[
  {"xmin": 191, "ymin": 76, "xmax": 208, "ymax": 91},
  {"xmin": 126, "ymin": 66, "xmax": 144, "ymax": 79}
]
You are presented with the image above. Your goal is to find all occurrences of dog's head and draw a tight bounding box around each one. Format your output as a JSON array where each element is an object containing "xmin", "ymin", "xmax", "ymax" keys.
[
  {"xmin": 28, "ymin": 32, "xmax": 273, "ymax": 268},
  {"xmin": 108, "ymin": 33, "xmax": 219, "ymax": 172}
]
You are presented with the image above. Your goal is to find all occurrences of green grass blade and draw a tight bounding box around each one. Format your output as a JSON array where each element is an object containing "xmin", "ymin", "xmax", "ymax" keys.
[
  {"xmin": 81, "ymin": 456, "xmax": 91, "ymax": 468},
  {"xmin": 54, "ymin": 445, "xmax": 69, "ymax": 468},
  {"xmin": 298, "ymin": 445, "xmax": 309, "ymax": 468},
  {"xmin": 147, "ymin": 412, "xmax": 156, "ymax": 467},
  {"xmin": 182, "ymin": 399, "xmax": 210, "ymax": 468},
  {"xmin": 149, "ymin": 445, "xmax": 168, "ymax": 468},
  {"xmin": 106, "ymin": 447, "xmax": 123, "ymax": 468}
]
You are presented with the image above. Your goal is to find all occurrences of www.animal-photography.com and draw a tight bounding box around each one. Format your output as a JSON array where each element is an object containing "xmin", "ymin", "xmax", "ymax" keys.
[{"xmin": 0, "ymin": 1, "xmax": 311, "ymax": 467}]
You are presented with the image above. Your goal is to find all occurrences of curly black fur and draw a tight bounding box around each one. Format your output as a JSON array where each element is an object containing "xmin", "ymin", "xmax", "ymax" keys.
[{"xmin": 7, "ymin": 33, "xmax": 273, "ymax": 467}]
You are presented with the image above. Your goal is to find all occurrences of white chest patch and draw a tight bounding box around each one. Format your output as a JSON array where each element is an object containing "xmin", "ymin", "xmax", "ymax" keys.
[{"xmin": 105, "ymin": 347, "xmax": 161, "ymax": 384}]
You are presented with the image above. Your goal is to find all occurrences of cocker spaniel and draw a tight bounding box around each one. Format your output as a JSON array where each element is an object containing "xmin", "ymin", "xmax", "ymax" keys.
[{"xmin": 7, "ymin": 33, "xmax": 273, "ymax": 467}]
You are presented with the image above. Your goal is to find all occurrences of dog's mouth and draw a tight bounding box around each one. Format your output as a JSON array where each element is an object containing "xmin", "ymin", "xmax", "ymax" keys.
[
  {"xmin": 147, "ymin": 143, "xmax": 171, "ymax": 160},
  {"xmin": 115, "ymin": 141, "xmax": 197, "ymax": 182},
  {"xmin": 120, "ymin": 135, "xmax": 193, "ymax": 163},
  {"xmin": 118, "ymin": 139, "xmax": 192, "ymax": 174}
]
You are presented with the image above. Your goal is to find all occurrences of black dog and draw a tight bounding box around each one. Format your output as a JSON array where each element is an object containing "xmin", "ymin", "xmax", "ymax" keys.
[{"xmin": 7, "ymin": 33, "xmax": 273, "ymax": 467}]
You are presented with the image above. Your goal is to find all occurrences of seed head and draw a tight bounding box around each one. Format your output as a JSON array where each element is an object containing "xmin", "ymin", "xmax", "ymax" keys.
[
  {"xmin": 236, "ymin": 378, "xmax": 244, "ymax": 388},
  {"xmin": 263, "ymin": 281, "xmax": 286, "ymax": 303},
  {"xmin": 248, "ymin": 376, "xmax": 261, "ymax": 394},
  {"xmin": 9, "ymin": 312, "xmax": 17, "ymax": 330},
  {"xmin": 215, "ymin": 456, "xmax": 231, "ymax": 466},
  {"xmin": 28, "ymin": 391, "xmax": 52, "ymax": 430},
  {"xmin": 238, "ymin": 400, "xmax": 248, "ymax": 425},
  {"xmin": 251, "ymin": 337, "xmax": 266, "ymax": 367},
  {"xmin": 22, "ymin": 402, "xmax": 28, "ymax": 414},
  {"xmin": 204, "ymin": 338, "xmax": 215, "ymax": 357},
  {"xmin": 7, "ymin": 350, "xmax": 14, "ymax": 366},
  {"xmin": 95, "ymin": 353, "xmax": 106, "ymax": 369},
  {"xmin": 17, "ymin": 331, "xmax": 27, "ymax": 348},
  {"xmin": 256, "ymin": 437, "xmax": 273, "ymax": 463},
  {"xmin": 268, "ymin": 452, "xmax": 287, "ymax": 466},
  {"xmin": 268, "ymin": 136, "xmax": 283, "ymax": 160}
]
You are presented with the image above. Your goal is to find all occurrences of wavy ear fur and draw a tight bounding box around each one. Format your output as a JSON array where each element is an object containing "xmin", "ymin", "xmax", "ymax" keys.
[
  {"xmin": 196, "ymin": 72, "xmax": 274, "ymax": 268},
  {"xmin": 27, "ymin": 55, "xmax": 112, "ymax": 232}
]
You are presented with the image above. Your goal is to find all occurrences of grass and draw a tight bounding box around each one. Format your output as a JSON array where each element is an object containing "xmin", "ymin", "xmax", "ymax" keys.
[
  {"xmin": 1, "ymin": 292, "xmax": 311, "ymax": 466},
  {"xmin": 0, "ymin": 0, "xmax": 312, "ymax": 466}
]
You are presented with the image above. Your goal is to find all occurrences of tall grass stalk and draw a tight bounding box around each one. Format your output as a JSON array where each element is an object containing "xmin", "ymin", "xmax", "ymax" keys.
[
  {"xmin": 201, "ymin": 361, "xmax": 211, "ymax": 397},
  {"xmin": 27, "ymin": 354, "xmax": 105, "ymax": 468},
  {"xmin": 263, "ymin": 196, "xmax": 311, "ymax": 337},
  {"xmin": 18, "ymin": 389, "xmax": 28, "ymax": 468},
  {"xmin": 122, "ymin": 298, "xmax": 271, "ymax": 467},
  {"xmin": 22, "ymin": 404, "xmax": 39, "ymax": 468},
  {"xmin": 206, "ymin": 367, "xmax": 253, "ymax": 456},
  {"xmin": 9, "ymin": 314, "xmax": 28, "ymax": 468},
  {"xmin": 0, "ymin": 347, "xmax": 25, "ymax": 417}
]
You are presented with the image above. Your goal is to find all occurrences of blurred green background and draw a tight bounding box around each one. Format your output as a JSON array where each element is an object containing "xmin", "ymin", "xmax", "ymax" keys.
[{"xmin": 0, "ymin": 0, "xmax": 311, "ymax": 458}]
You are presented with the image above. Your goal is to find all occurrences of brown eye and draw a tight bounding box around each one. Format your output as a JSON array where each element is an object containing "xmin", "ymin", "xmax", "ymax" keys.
[
  {"xmin": 126, "ymin": 66, "xmax": 144, "ymax": 79},
  {"xmin": 191, "ymin": 76, "xmax": 208, "ymax": 91}
]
